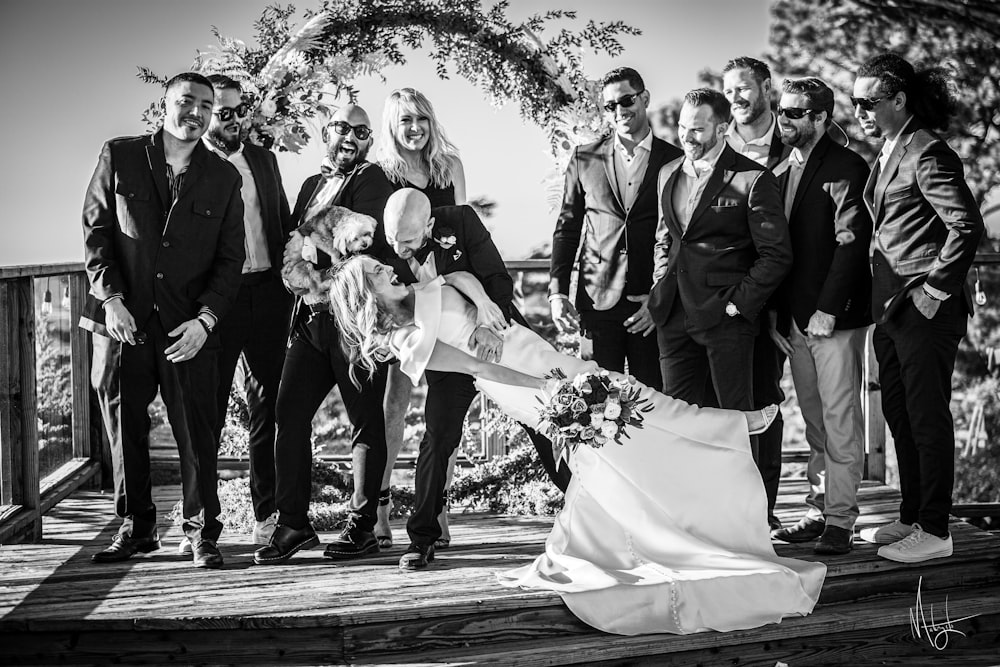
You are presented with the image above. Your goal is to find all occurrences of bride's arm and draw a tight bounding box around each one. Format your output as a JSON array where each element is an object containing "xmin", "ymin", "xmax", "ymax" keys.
[
  {"xmin": 441, "ymin": 271, "xmax": 508, "ymax": 331},
  {"xmin": 425, "ymin": 339, "xmax": 544, "ymax": 389}
]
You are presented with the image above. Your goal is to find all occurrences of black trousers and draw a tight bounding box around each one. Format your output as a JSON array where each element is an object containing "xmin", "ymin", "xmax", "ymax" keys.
[
  {"xmin": 582, "ymin": 303, "xmax": 662, "ymax": 389},
  {"xmin": 92, "ymin": 315, "xmax": 222, "ymax": 542},
  {"xmin": 752, "ymin": 332, "xmax": 786, "ymax": 521},
  {"xmin": 274, "ymin": 310, "xmax": 387, "ymax": 531},
  {"xmin": 873, "ymin": 297, "xmax": 964, "ymax": 538},
  {"xmin": 213, "ymin": 272, "xmax": 292, "ymax": 521},
  {"xmin": 406, "ymin": 369, "xmax": 479, "ymax": 546}
]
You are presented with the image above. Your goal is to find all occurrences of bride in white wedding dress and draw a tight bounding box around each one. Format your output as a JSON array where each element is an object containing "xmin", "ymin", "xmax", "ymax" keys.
[{"xmin": 328, "ymin": 255, "xmax": 826, "ymax": 636}]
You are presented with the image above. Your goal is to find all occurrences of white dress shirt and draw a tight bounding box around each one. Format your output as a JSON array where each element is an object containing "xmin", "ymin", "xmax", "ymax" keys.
[{"xmin": 204, "ymin": 140, "xmax": 270, "ymax": 273}]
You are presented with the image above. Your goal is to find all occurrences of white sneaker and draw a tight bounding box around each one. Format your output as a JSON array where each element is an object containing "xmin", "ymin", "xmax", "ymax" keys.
[
  {"xmin": 178, "ymin": 536, "xmax": 193, "ymax": 556},
  {"xmin": 877, "ymin": 525, "xmax": 953, "ymax": 563},
  {"xmin": 859, "ymin": 520, "xmax": 915, "ymax": 545},
  {"xmin": 253, "ymin": 513, "xmax": 278, "ymax": 545}
]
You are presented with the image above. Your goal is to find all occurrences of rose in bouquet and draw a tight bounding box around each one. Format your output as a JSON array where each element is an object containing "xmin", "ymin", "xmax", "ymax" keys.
[{"xmin": 536, "ymin": 368, "xmax": 652, "ymax": 463}]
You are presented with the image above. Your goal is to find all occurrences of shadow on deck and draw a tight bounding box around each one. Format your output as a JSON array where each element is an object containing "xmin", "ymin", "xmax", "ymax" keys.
[{"xmin": 2, "ymin": 481, "xmax": 1000, "ymax": 666}]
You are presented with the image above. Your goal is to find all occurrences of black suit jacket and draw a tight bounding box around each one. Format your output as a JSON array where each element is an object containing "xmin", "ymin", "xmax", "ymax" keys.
[
  {"xmin": 386, "ymin": 205, "xmax": 523, "ymax": 325},
  {"xmin": 81, "ymin": 130, "xmax": 245, "ymax": 334},
  {"xmin": 550, "ymin": 133, "xmax": 683, "ymax": 315},
  {"xmin": 648, "ymin": 144, "xmax": 792, "ymax": 331},
  {"xmin": 776, "ymin": 133, "xmax": 873, "ymax": 334},
  {"xmin": 240, "ymin": 142, "xmax": 294, "ymax": 276},
  {"xmin": 866, "ymin": 118, "xmax": 984, "ymax": 324}
]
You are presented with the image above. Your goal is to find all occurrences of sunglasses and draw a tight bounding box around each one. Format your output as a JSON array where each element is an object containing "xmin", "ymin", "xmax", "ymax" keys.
[
  {"xmin": 213, "ymin": 103, "xmax": 250, "ymax": 122},
  {"xmin": 329, "ymin": 120, "xmax": 372, "ymax": 141},
  {"xmin": 602, "ymin": 90, "xmax": 645, "ymax": 113},
  {"xmin": 776, "ymin": 106, "xmax": 817, "ymax": 120},
  {"xmin": 850, "ymin": 94, "xmax": 894, "ymax": 112}
]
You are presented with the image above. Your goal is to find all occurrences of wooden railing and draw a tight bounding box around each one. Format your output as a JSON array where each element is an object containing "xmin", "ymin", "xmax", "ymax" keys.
[
  {"xmin": 4, "ymin": 256, "xmax": 999, "ymax": 543},
  {"xmin": 0, "ymin": 262, "xmax": 101, "ymax": 544}
]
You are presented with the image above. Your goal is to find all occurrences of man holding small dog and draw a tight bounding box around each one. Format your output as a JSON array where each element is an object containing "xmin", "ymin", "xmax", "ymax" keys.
[{"xmin": 254, "ymin": 103, "xmax": 394, "ymax": 565}]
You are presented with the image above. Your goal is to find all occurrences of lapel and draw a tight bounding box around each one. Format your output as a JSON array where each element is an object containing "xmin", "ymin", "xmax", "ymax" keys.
[
  {"xmin": 789, "ymin": 134, "xmax": 829, "ymax": 219},
  {"xmin": 175, "ymin": 140, "xmax": 207, "ymax": 204},
  {"xmin": 600, "ymin": 136, "xmax": 627, "ymax": 217},
  {"xmin": 241, "ymin": 143, "xmax": 269, "ymax": 210},
  {"xmin": 765, "ymin": 119, "xmax": 792, "ymax": 170},
  {"xmin": 863, "ymin": 156, "xmax": 879, "ymax": 220},
  {"xmin": 659, "ymin": 155, "xmax": 686, "ymax": 239},
  {"xmin": 630, "ymin": 136, "xmax": 665, "ymax": 214},
  {"xmin": 873, "ymin": 129, "xmax": 910, "ymax": 220},
  {"xmin": 242, "ymin": 144, "xmax": 283, "ymax": 253},
  {"xmin": 688, "ymin": 146, "xmax": 738, "ymax": 230},
  {"xmin": 145, "ymin": 130, "xmax": 170, "ymax": 212}
]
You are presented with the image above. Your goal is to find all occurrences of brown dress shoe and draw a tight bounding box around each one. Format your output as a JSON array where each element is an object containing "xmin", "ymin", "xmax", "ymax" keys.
[
  {"xmin": 814, "ymin": 525, "xmax": 854, "ymax": 555},
  {"xmin": 92, "ymin": 531, "xmax": 160, "ymax": 563},
  {"xmin": 771, "ymin": 517, "xmax": 826, "ymax": 543}
]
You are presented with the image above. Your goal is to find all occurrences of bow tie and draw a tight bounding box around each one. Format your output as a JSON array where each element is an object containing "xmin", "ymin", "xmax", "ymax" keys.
[
  {"xmin": 319, "ymin": 157, "xmax": 349, "ymax": 179},
  {"xmin": 411, "ymin": 241, "xmax": 434, "ymax": 265},
  {"xmin": 681, "ymin": 158, "xmax": 713, "ymax": 179}
]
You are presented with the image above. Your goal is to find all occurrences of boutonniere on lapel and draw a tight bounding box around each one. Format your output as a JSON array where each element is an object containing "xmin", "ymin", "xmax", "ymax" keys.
[{"xmin": 434, "ymin": 228, "xmax": 461, "ymax": 260}]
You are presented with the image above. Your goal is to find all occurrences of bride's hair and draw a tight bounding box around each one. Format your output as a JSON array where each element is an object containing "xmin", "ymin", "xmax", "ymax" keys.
[{"xmin": 327, "ymin": 255, "xmax": 396, "ymax": 385}]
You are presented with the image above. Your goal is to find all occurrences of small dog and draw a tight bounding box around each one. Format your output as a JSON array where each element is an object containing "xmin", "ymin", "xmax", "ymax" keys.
[{"xmin": 282, "ymin": 206, "xmax": 377, "ymax": 299}]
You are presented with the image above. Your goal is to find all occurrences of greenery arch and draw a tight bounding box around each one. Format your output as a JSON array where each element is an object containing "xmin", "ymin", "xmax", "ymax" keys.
[{"xmin": 140, "ymin": 0, "xmax": 638, "ymax": 161}]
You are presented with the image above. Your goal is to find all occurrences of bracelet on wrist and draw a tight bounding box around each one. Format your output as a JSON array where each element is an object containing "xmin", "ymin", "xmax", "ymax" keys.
[{"xmin": 196, "ymin": 316, "xmax": 213, "ymax": 334}]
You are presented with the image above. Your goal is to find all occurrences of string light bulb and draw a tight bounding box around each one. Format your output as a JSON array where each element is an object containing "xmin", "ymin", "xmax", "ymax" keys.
[{"xmin": 41, "ymin": 278, "xmax": 53, "ymax": 316}]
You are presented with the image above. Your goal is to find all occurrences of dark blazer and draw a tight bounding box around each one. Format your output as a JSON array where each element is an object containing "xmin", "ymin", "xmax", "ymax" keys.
[
  {"xmin": 287, "ymin": 161, "xmax": 394, "ymax": 328},
  {"xmin": 867, "ymin": 118, "xmax": 984, "ymax": 323},
  {"xmin": 386, "ymin": 205, "xmax": 522, "ymax": 324},
  {"xmin": 241, "ymin": 142, "xmax": 294, "ymax": 275},
  {"xmin": 647, "ymin": 144, "xmax": 792, "ymax": 331},
  {"xmin": 81, "ymin": 130, "xmax": 245, "ymax": 334},
  {"xmin": 777, "ymin": 133, "xmax": 873, "ymax": 334},
  {"xmin": 549, "ymin": 133, "xmax": 683, "ymax": 314}
]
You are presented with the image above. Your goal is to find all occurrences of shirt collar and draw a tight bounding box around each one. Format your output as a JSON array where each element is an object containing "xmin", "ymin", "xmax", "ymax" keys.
[
  {"xmin": 682, "ymin": 140, "xmax": 726, "ymax": 178},
  {"xmin": 614, "ymin": 129, "xmax": 653, "ymax": 156},
  {"xmin": 202, "ymin": 137, "xmax": 243, "ymax": 159},
  {"xmin": 882, "ymin": 115, "xmax": 914, "ymax": 159},
  {"xmin": 726, "ymin": 112, "xmax": 777, "ymax": 148}
]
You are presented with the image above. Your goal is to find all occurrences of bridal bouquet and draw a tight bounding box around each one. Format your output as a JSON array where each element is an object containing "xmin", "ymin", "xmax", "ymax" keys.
[{"xmin": 537, "ymin": 368, "xmax": 652, "ymax": 462}]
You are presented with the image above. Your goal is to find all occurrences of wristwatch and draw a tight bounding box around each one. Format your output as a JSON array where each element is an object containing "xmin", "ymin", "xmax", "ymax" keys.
[{"xmin": 725, "ymin": 302, "xmax": 740, "ymax": 318}]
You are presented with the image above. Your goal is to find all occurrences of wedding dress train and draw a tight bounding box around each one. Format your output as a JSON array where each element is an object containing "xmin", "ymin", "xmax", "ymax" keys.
[{"xmin": 393, "ymin": 277, "xmax": 826, "ymax": 635}]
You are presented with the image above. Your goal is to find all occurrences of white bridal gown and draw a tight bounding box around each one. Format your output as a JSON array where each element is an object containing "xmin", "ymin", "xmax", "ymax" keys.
[{"xmin": 394, "ymin": 278, "xmax": 826, "ymax": 636}]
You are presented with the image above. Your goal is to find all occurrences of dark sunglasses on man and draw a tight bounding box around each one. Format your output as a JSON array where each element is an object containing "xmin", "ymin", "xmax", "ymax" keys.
[
  {"xmin": 776, "ymin": 106, "xmax": 817, "ymax": 120},
  {"xmin": 213, "ymin": 103, "xmax": 251, "ymax": 122},
  {"xmin": 602, "ymin": 90, "xmax": 645, "ymax": 113},
  {"xmin": 849, "ymin": 94, "xmax": 894, "ymax": 112},
  {"xmin": 326, "ymin": 120, "xmax": 372, "ymax": 141}
]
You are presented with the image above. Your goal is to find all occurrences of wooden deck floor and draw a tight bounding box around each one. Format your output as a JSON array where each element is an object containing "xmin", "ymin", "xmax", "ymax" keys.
[{"xmin": 2, "ymin": 481, "xmax": 1000, "ymax": 666}]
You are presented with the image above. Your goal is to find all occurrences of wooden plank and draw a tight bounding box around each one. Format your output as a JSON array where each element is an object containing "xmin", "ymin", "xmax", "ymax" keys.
[
  {"xmin": 38, "ymin": 460, "xmax": 100, "ymax": 515},
  {"xmin": 0, "ymin": 277, "xmax": 41, "ymax": 541},
  {"xmin": 68, "ymin": 272, "xmax": 91, "ymax": 461},
  {"xmin": 0, "ymin": 263, "xmax": 85, "ymax": 281}
]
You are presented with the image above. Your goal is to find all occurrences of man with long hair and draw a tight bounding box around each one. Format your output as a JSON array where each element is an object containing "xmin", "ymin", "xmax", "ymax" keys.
[{"xmin": 852, "ymin": 53, "xmax": 984, "ymax": 563}]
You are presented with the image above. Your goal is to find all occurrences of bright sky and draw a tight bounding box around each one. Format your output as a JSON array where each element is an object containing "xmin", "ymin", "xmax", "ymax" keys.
[{"xmin": 0, "ymin": 0, "xmax": 771, "ymax": 267}]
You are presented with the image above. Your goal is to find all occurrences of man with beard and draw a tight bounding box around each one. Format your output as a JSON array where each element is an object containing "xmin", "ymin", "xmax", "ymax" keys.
[
  {"xmin": 647, "ymin": 88, "xmax": 791, "ymax": 454},
  {"xmin": 721, "ymin": 56, "xmax": 792, "ymax": 531},
  {"xmin": 853, "ymin": 54, "xmax": 983, "ymax": 563},
  {"xmin": 193, "ymin": 75, "xmax": 294, "ymax": 552},
  {"xmin": 549, "ymin": 67, "xmax": 682, "ymax": 390},
  {"xmin": 767, "ymin": 78, "xmax": 873, "ymax": 555},
  {"xmin": 82, "ymin": 72, "xmax": 245, "ymax": 568},
  {"xmin": 254, "ymin": 104, "xmax": 394, "ymax": 565}
]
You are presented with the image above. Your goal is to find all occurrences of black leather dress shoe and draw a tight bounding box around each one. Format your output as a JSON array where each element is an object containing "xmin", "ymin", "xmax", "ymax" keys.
[
  {"xmin": 399, "ymin": 543, "xmax": 435, "ymax": 570},
  {"xmin": 253, "ymin": 524, "xmax": 319, "ymax": 565},
  {"xmin": 768, "ymin": 515, "xmax": 782, "ymax": 531},
  {"xmin": 771, "ymin": 517, "xmax": 826, "ymax": 543},
  {"xmin": 192, "ymin": 539, "xmax": 224, "ymax": 568},
  {"xmin": 92, "ymin": 531, "xmax": 160, "ymax": 563},
  {"xmin": 323, "ymin": 521, "xmax": 378, "ymax": 560},
  {"xmin": 814, "ymin": 524, "xmax": 854, "ymax": 555}
]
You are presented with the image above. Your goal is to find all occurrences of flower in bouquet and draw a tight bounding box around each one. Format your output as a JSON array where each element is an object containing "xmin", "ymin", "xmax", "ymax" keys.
[{"xmin": 536, "ymin": 368, "xmax": 653, "ymax": 464}]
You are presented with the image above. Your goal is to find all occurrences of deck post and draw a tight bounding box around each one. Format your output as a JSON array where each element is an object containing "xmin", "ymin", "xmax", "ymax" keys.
[
  {"xmin": 0, "ymin": 277, "xmax": 42, "ymax": 541},
  {"xmin": 864, "ymin": 325, "xmax": 886, "ymax": 483}
]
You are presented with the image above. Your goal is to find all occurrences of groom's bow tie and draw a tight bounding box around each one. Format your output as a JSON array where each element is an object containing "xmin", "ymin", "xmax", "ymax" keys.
[
  {"xmin": 411, "ymin": 241, "xmax": 435, "ymax": 265},
  {"xmin": 319, "ymin": 158, "xmax": 349, "ymax": 179}
]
